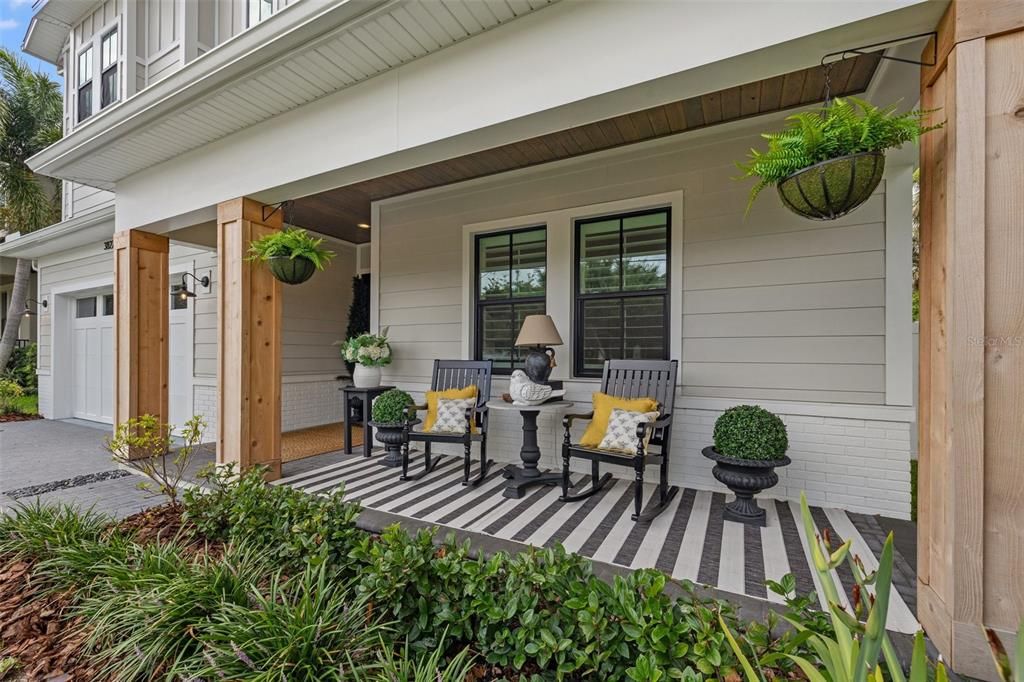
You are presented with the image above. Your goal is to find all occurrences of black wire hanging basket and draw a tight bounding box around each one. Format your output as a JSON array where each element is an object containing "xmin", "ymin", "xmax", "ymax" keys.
[
  {"xmin": 776, "ymin": 151, "xmax": 885, "ymax": 221},
  {"xmin": 267, "ymin": 255, "xmax": 316, "ymax": 285}
]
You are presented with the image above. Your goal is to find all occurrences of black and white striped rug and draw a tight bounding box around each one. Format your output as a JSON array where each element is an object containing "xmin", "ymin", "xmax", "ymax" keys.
[{"xmin": 276, "ymin": 451, "xmax": 919, "ymax": 634}]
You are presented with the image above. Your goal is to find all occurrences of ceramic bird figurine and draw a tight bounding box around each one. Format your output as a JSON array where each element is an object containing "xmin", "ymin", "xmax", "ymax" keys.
[{"xmin": 508, "ymin": 369, "xmax": 553, "ymax": 406}]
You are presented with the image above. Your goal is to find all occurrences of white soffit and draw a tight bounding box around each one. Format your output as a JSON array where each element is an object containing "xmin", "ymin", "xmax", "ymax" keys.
[
  {"xmin": 27, "ymin": 0, "xmax": 560, "ymax": 190},
  {"xmin": 22, "ymin": 0, "xmax": 81, "ymax": 64}
]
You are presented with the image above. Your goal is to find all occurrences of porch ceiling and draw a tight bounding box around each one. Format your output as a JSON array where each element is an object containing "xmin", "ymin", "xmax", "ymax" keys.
[{"xmin": 290, "ymin": 52, "xmax": 881, "ymax": 243}]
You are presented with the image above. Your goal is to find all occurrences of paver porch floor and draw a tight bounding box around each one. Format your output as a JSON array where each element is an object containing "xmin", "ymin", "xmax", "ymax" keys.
[{"xmin": 278, "ymin": 448, "xmax": 920, "ymax": 634}]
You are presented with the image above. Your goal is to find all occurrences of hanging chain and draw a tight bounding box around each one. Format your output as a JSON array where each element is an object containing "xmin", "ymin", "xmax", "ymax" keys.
[{"xmin": 822, "ymin": 61, "xmax": 834, "ymax": 110}]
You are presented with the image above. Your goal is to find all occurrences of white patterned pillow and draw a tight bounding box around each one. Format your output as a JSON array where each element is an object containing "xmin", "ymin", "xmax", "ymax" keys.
[
  {"xmin": 430, "ymin": 398, "xmax": 476, "ymax": 433},
  {"xmin": 597, "ymin": 408, "xmax": 659, "ymax": 453}
]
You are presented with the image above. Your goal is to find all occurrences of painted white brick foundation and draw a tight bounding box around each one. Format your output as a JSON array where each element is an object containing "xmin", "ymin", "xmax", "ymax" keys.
[
  {"xmin": 193, "ymin": 384, "xmax": 218, "ymax": 443},
  {"xmin": 36, "ymin": 373, "xmax": 53, "ymax": 419},
  {"xmin": 282, "ymin": 378, "xmax": 346, "ymax": 431},
  {"xmin": 191, "ymin": 378, "xmax": 347, "ymax": 443}
]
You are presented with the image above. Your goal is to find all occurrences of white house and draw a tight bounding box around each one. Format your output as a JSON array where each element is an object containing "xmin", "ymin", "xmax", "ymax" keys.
[{"xmin": 9, "ymin": 1, "xmax": 1024, "ymax": 675}]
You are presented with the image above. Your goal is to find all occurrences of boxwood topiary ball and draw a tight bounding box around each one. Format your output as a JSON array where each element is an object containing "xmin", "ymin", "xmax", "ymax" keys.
[
  {"xmin": 371, "ymin": 388, "xmax": 414, "ymax": 424},
  {"xmin": 712, "ymin": 405, "xmax": 788, "ymax": 461}
]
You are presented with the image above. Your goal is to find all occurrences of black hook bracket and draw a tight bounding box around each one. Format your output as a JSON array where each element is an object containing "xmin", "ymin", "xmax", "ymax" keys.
[
  {"xmin": 262, "ymin": 199, "xmax": 294, "ymax": 223},
  {"xmin": 820, "ymin": 31, "xmax": 938, "ymax": 68}
]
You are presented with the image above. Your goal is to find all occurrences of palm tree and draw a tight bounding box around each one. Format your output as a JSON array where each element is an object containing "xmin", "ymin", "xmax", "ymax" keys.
[{"xmin": 0, "ymin": 49, "xmax": 62, "ymax": 372}]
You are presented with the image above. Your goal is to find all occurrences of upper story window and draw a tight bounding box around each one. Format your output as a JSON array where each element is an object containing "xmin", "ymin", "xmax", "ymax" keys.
[
  {"xmin": 573, "ymin": 208, "xmax": 670, "ymax": 377},
  {"xmin": 248, "ymin": 0, "xmax": 273, "ymax": 26},
  {"xmin": 475, "ymin": 227, "xmax": 547, "ymax": 373},
  {"xmin": 77, "ymin": 47, "xmax": 93, "ymax": 122},
  {"xmin": 100, "ymin": 29, "xmax": 119, "ymax": 109}
]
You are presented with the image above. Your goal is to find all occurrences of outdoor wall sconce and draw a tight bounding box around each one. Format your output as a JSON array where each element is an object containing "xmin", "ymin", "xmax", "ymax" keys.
[
  {"xmin": 23, "ymin": 298, "xmax": 47, "ymax": 315},
  {"xmin": 177, "ymin": 272, "xmax": 210, "ymax": 301}
]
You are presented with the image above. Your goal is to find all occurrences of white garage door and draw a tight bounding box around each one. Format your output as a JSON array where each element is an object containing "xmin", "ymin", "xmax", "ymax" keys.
[
  {"xmin": 71, "ymin": 294, "xmax": 115, "ymax": 422},
  {"xmin": 70, "ymin": 289, "xmax": 192, "ymax": 427}
]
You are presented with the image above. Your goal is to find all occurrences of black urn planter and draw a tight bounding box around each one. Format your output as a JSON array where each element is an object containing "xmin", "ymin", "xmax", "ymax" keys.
[
  {"xmin": 267, "ymin": 255, "xmax": 316, "ymax": 285},
  {"xmin": 368, "ymin": 421, "xmax": 405, "ymax": 468},
  {"xmin": 777, "ymin": 151, "xmax": 884, "ymax": 221},
  {"xmin": 702, "ymin": 447, "xmax": 791, "ymax": 527}
]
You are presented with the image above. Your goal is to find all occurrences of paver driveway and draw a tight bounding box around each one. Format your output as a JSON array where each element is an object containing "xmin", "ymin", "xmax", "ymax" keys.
[{"xmin": 0, "ymin": 419, "xmax": 155, "ymax": 518}]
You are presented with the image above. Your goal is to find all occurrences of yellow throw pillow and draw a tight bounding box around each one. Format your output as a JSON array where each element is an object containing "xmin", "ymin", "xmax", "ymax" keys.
[
  {"xmin": 424, "ymin": 385, "xmax": 478, "ymax": 433},
  {"xmin": 580, "ymin": 392, "xmax": 659, "ymax": 447}
]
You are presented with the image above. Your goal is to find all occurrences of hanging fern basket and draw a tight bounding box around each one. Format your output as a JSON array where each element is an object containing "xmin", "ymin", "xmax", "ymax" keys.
[
  {"xmin": 776, "ymin": 151, "xmax": 885, "ymax": 221},
  {"xmin": 268, "ymin": 255, "xmax": 316, "ymax": 285}
]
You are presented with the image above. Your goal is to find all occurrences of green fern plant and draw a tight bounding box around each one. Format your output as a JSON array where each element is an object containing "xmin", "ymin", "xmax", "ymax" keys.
[
  {"xmin": 738, "ymin": 97, "xmax": 941, "ymax": 210},
  {"xmin": 247, "ymin": 227, "xmax": 335, "ymax": 270}
]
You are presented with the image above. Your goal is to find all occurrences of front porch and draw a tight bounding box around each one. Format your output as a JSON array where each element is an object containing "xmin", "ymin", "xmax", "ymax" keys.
[{"xmin": 273, "ymin": 447, "xmax": 921, "ymax": 635}]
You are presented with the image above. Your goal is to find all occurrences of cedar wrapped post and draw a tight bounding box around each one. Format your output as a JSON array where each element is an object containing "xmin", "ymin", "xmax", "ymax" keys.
[
  {"xmin": 113, "ymin": 229, "xmax": 169, "ymax": 457},
  {"xmin": 916, "ymin": 2, "xmax": 1024, "ymax": 678},
  {"xmin": 217, "ymin": 198, "xmax": 283, "ymax": 480}
]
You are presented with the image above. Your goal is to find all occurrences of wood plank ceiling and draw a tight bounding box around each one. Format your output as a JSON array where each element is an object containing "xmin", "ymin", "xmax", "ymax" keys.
[{"xmin": 291, "ymin": 53, "xmax": 882, "ymax": 243}]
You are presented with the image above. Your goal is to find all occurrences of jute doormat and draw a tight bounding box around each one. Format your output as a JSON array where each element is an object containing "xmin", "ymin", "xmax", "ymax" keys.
[{"xmin": 281, "ymin": 422, "xmax": 363, "ymax": 462}]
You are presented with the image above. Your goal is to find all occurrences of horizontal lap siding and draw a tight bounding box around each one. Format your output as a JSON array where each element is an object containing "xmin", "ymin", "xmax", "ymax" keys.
[
  {"xmin": 69, "ymin": 183, "xmax": 115, "ymax": 219},
  {"xmin": 681, "ymin": 177, "xmax": 885, "ymax": 404},
  {"xmin": 379, "ymin": 128, "xmax": 886, "ymax": 404}
]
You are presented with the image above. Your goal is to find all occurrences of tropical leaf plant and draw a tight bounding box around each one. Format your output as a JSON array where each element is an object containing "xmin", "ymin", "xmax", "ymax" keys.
[
  {"xmin": 247, "ymin": 226, "xmax": 335, "ymax": 270},
  {"xmin": 737, "ymin": 97, "xmax": 940, "ymax": 210},
  {"xmin": 0, "ymin": 49, "xmax": 63, "ymax": 373},
  {"xmin": 720, "ymin": 492, "xmax": 948, "ymax": 682}
]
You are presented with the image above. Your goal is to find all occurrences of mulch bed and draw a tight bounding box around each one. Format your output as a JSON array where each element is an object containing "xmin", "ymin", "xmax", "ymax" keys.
[
  {"xmin": 0, "ymin": 413, "xmax": 43, "ymax": 423},
  {"xmin": 0, "ymin": 561, "xmax": 96, "ymax": 681},
  {"xmin": 0, "ymin": 504, "xmax": 190, "ymax": 681}
]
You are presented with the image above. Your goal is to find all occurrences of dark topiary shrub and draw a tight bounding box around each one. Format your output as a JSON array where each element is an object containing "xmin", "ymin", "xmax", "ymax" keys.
[
  {"xmin": 371, "ymin": 388, "xmax": 413, "ymax": 424},
  {"xmin": 712, "ymin": 405, "xmax": 788, "ymax": 461}
]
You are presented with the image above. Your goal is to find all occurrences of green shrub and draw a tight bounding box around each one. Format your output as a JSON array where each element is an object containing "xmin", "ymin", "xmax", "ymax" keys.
[
  {"xmin": 106, "ymin": 414, "xmax": 207, "ymax": 507},
  {"xmin": 0, "ymin": 378, "xmax": 24, "ymax": 415},
  {"xmin": 3, "ymin": 342, "xmax": 37, "ymax": 393},
  {"xmin": 712, "ymin": 405, "xmax": 789, "ymax": 461},
  {"xmin": 737, "ymin": 97, "xmax": 941, "ymax": 209},
  {"xmin": 188, "ymin": 564, "xmax": 384, "ymax": 681},
  {"xmin": 247, "ymin": 227, "xmax": 335, "ymax": 270},
  {"xmin": 182, "ymin": 464, "xmax": 362, "ymax": 574},
  {"xmin": 371, "ymin": 388, "xmax": 413, "ymax": 424}
]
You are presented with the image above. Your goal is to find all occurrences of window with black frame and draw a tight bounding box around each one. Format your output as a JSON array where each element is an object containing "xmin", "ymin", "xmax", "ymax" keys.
[
  {"xmin": 475, "ymin": 227, "xmax": 546, "ymax": 374},
  {"xmin": 100, "ymin": 29, "xmax": 119, "ymax": 109},
  {"xmin": 77, "ymin": 47, "xmax": 93, "ymax": 123},
  {"xmin": 574, "ymin": 208, "xmax": 670, "ymax": 377}
]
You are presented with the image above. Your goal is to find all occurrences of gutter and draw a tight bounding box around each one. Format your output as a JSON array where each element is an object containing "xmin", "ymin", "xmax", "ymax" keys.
[{"xmin": 27, "ymin": 0, "xmax": 393, "ymax": 181}]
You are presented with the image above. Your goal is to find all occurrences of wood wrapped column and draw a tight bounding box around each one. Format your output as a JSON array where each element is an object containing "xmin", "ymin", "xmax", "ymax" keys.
[
  {"xmin": 113, "ymin": 229, "xmax": 169, "ymax": 439},
  {"xmin": 918, "ymin": 2, "xmax": 1024, "ymax": 678},
  {"xmin": 217, "ymin": 198, "xmax": 283, "ymax": 479}
]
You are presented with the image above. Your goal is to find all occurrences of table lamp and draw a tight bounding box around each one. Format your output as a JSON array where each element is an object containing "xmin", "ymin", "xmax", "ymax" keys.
[{"xmin": 515, "ymin": 314, "xmax": 563, "ymax": 385}]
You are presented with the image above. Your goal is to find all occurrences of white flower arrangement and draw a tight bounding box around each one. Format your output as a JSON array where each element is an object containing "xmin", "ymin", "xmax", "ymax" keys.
[{"xmin": 339, "ymin": 329, "xmax": 392, "ymax": 368}]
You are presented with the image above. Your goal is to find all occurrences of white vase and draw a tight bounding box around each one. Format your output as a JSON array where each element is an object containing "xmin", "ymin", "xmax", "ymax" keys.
[{"xmin": 352, "ymin": 364, "xmax": 381, "ymax": 388}]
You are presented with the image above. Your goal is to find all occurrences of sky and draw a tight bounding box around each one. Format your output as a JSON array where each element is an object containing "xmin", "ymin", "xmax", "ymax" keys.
[{"xmin": 0, "ymin": 0, "xmax": 61, "ymax": 82}]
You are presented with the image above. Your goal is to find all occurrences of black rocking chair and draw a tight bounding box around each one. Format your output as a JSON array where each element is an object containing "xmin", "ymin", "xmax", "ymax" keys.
[
  {"xmin": 561, "ymin": 359, "xmax": 679, "ymax": 522},
  {"xmin": 402, "ymin": 360, "xmax": 492, "ymax": 486}
]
